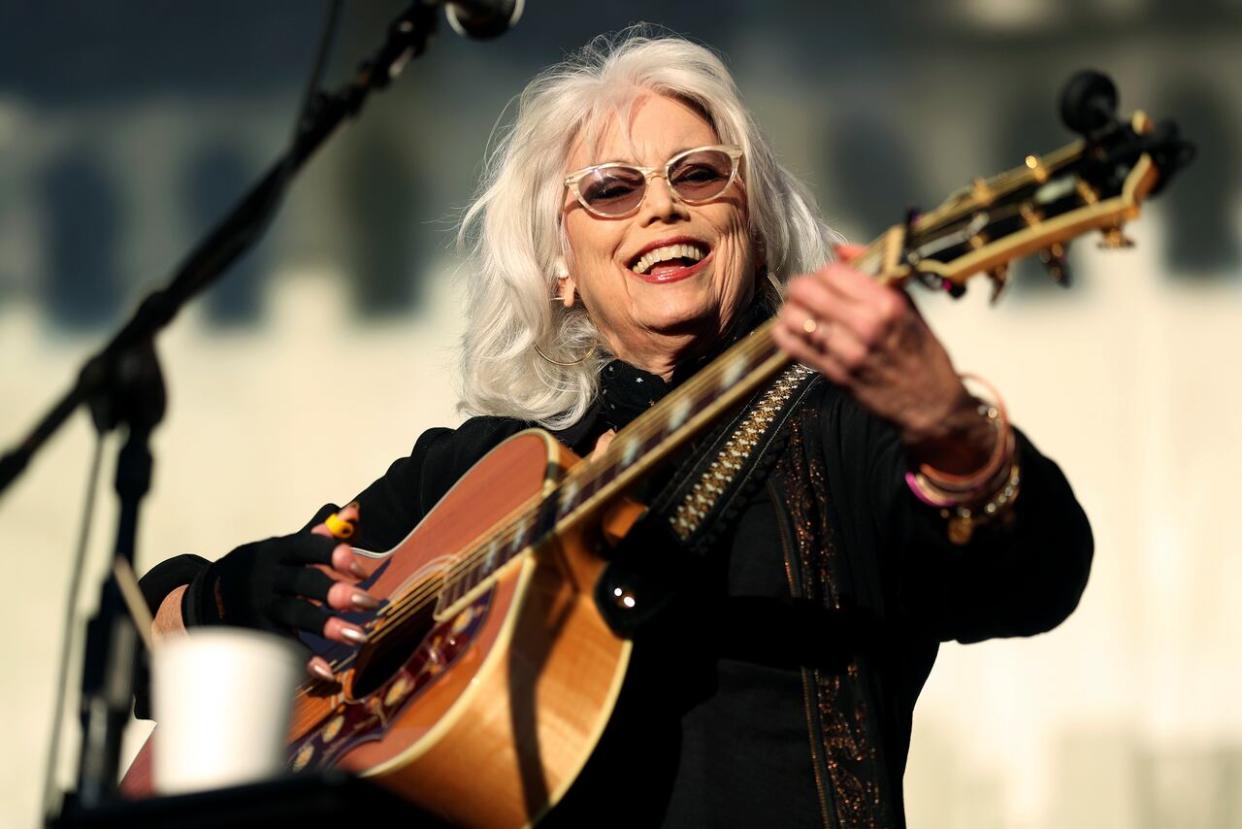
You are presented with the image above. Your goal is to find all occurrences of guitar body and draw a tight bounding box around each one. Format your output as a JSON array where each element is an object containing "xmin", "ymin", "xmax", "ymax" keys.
[{"xmin": 121, "ymin": 429, "xmax": 633, "ymax": 828}]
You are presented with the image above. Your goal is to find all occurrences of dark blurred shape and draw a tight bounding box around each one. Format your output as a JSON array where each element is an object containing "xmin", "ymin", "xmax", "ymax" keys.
[
  {"xmin": 1136, "ymin": 741, "xmax": 1242, "ymax": 829},
  {"xmin": 998, "ymin": 72, "xmax": 1088, "ymax": 297},
  {"xmin": 1059, "ymin": 69, "xmax": 1118, "ymax": 137},
  {"xmin": 185, "ymin": 143, "xmax": 266, "ymax": 326},
  {"xmin": 823, "ymin": 111, "xmax": 926, "ymax": 242},
  {"xmin": 341, "ymin": 128, "xmax": 426, "ymax": 315},
  {"xmin": 1158, "ymin": 77, "xmax": 1239, "ymax": 278},
  {"xmin": 40, "ymin": 150, "xmax": 124, "ymax": 329},
  {"xmin": 0, "ymin": 3, "xmax": 320, "ymax": 105}
]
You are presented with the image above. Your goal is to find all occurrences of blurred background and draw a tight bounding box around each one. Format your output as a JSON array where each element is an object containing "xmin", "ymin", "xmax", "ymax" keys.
[{"xmin": 2, "ymin": 1, "xmax": 1240, "ymax": 827}]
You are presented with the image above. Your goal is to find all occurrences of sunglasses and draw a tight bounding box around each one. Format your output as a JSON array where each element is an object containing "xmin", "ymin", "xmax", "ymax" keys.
[{"xmin": 564, "ymin": 144, "xmax": 744, "ymax": 218}]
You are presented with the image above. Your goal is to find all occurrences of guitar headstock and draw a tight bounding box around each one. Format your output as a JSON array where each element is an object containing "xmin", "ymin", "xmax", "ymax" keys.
[{"xmin": 868, "ymin": 70, "xmax": 1196, "ymax": 300}]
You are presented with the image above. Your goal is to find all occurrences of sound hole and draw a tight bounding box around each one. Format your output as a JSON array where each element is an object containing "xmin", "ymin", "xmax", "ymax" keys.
[{"xmin": 349, "ymin": 597, "xmax": 438, "ymax": 699}]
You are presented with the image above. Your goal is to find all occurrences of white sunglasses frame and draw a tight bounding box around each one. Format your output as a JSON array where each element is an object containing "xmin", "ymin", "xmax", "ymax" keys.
[{"xmin": 563, "ymin": 144, "xmax": 744, "ymax": 218}]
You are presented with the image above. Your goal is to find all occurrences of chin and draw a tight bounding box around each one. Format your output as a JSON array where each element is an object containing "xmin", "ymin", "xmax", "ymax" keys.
[{"xmin": 636, "ymin": 294, "xmax": 733, "ymax": 337}]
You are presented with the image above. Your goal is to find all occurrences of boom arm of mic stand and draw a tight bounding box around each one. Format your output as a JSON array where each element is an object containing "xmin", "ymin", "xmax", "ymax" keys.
[{"xmin": 0, "ymin": 0, "xmax": 438, "ymax": 499}]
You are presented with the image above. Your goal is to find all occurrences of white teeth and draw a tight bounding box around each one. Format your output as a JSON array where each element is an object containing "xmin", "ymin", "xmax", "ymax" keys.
[{"xmin": 633, "ymin": 243, "xmax": 707, "ymax": 275}]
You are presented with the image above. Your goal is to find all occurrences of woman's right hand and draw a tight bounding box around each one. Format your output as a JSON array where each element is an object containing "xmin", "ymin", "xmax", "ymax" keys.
[{"xmin": 182, "ymin": 504, "xmax": 380, "ymax": 676}]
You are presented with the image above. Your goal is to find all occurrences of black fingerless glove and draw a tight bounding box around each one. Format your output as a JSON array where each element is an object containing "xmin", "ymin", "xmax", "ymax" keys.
[{"xmin": 182, "ymin": 533, "xmax": 342, "ymax": 636}]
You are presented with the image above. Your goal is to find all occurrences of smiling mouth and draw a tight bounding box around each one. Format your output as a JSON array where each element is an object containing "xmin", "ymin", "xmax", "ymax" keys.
[{"xmin": 628, "ymin": 241, "xmax": 712, "ymax": 283}]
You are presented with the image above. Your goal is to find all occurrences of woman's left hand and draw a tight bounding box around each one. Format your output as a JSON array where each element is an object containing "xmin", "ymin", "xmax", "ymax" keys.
[{"xmin": 772, "ymin": 244, "xmax": 993, "ymax": 472}]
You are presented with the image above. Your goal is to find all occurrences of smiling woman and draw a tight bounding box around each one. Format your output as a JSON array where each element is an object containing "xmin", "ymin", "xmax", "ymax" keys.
[
  {"xmin": 134, "ymin": 27, "xmax": 1093, "ymax": 829},
  {"xmin": 558, "ymin": 95, "xmax": 759, "ymax": 379}
]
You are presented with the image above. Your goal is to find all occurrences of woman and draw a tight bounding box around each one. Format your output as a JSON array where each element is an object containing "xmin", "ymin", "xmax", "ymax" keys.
[{"xmin": 139, "ymin": 32, "xmax": 1092, "ymax": 828}]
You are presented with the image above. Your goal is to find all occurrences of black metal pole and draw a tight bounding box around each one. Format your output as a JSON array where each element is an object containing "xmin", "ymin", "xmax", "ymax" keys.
[
  {"xmin": 17, "ymin": 2, "xmax": 442, "ymax": 812},
  {"xmin": 73, "ymin": 342, "xmax": 164, "ymax": 808}
]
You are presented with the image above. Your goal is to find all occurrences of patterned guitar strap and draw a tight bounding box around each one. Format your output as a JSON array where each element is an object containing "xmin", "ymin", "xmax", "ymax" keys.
[{"xmin": 596, "ymin": 362, "xmax": 820, "ymax": 636}]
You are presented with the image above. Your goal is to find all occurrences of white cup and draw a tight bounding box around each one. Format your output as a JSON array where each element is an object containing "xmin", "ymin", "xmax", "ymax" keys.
[{"xmin": 152, "ymin": 628, "xmax": 303, "ymax": 794}]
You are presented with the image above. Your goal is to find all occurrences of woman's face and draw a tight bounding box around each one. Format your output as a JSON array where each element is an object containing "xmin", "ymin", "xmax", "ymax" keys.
[{"xmin": 560, "ymin": 93, "xmax": 757, "ymax": 374}]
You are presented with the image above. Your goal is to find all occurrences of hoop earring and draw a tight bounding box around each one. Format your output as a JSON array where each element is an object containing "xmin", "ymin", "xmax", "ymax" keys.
[{"xmin": 533, "ymin": 342, "xmax": 597, "ymax": 367}]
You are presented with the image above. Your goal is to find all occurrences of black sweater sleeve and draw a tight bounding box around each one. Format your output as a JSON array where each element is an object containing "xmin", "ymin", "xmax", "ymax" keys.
[{"xmin": 820, "ymin": 385, "xmax": 1094, "ymax": 644}]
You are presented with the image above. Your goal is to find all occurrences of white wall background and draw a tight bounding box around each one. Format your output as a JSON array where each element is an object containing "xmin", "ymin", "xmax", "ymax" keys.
[{"xmin": 2, "ymin": 3, "xmax": 1241, "ymax": 826}]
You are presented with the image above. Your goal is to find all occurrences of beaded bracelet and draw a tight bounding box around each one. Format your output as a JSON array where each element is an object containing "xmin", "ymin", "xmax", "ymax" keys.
[{"xmin": 944, "ymin": 460, "xmax": 1021, "ymax": 545}]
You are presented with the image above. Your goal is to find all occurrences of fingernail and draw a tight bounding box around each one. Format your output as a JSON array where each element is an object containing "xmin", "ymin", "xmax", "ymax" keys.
[
  {"xmin": 349, "ymin": 560, "xmax": 367, "ymax": 578},
  {"xmin": 340, "ymin": 625, "xmax": 368, "ymax": 644},
  {"xmin": 350, "ymin": 591, "xmax": 380, "ymax": 610},
  {"xmin": 310, "ymin": 662, "xmax": 335, "ymax": 682}
]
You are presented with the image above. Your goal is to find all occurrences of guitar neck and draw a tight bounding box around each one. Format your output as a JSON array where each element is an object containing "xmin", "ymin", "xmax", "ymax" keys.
[{"xmin": 556, "ymin": 317, "xmax": 790, "ymax": 527}]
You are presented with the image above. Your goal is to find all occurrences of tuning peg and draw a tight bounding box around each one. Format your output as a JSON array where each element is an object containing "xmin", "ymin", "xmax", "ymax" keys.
[
  {"xmin": 987, "ymin": 263, "xmax": 1010, "ymax": 304},
  {"xmin": 1024, "ymin": 154, "xmax": 1050, "ymax": 183},
  {"xmin": 1040, "ymin": 242, "xmax": 1072, "ymax": 287},
  {"xmin": 1098, "ymin": 226, "xmax": 1135, "ymax": 249}
]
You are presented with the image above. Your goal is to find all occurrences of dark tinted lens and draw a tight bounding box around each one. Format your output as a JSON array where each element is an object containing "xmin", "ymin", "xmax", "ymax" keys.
[
  {"xmin": 579, "ymin": 167, "xmax": 646, "ymax": 215},
  {"xmin": 669, "ymin": 150, "xmax": 733, "ymax": 201}
]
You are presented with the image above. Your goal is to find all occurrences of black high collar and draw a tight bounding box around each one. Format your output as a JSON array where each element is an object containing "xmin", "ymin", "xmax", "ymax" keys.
[{"xmin": 597, "ymin": 302, "xmax": 773, "ymax": 434}]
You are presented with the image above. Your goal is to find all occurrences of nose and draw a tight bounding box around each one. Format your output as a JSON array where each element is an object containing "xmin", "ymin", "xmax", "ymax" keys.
[{"xmin": 640, "ymin": 173, "xmax": 689, "ymax": 224}]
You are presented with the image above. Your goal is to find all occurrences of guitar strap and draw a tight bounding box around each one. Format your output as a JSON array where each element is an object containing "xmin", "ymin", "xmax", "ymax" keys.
[
  {"xmin": 596, "ymin": 362, "xmax": 820, "ymax": 636},
  {"xmin": 652, "ymin": 362, "xmax": 820, "ymax": 553}
]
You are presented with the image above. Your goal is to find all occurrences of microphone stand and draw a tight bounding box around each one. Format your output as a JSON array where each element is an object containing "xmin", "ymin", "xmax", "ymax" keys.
[{"xmin": 3, "ymin": 1, "xmax": 442, "ymax": 815}]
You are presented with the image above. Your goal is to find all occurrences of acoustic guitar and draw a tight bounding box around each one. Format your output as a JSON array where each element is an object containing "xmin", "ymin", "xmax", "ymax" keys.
[{"xmin": 120, "ymin": 72, "xmax": 1192, "ymax": 827}]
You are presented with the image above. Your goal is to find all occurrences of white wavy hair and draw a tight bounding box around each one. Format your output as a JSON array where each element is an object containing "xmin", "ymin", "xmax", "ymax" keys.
[{"xmin": 457, "ymin": 29, "xmax": 838, "ymax": 430}]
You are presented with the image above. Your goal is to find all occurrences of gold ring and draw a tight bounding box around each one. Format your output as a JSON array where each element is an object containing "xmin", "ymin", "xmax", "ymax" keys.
[
  {"xmin": 324, "ymin": 512, "xmax": 356, "ymax": 540},
  {"xmin": 801, "ymin": 316, "xmax": 819, "ymax": 336}
]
